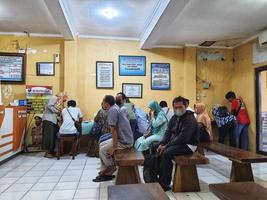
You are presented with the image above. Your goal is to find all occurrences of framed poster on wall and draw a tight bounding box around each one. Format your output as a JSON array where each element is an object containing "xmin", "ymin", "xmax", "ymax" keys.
[
  {"xmin": 119, "ymin": 55, "xmax": 146, "ymax": 76},
  {"xmin": 36, "ymin": 62, "xmax": 55, "ymax": 76},
  {"xmin": 151, "ymin": 63, "xmax": 170, "ymax": 90},
  {"xmin": 122, "ymin": 83, "xmax": 143, "ymax": 98},
  {"xmin": 96, "ymin": 61, "xmax": 114, "ymax": 89}
]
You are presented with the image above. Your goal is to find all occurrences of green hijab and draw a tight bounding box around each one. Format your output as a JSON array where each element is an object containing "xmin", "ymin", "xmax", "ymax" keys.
[{"xmin": 148, "ymin": 101, "xmax": 162, "ymax": 117}]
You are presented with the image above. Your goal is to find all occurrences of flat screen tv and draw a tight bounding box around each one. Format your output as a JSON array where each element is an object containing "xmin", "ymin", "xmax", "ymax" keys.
[{"xmin": 0, "ymin": 52, "xmax": 26, "ymax": 83}]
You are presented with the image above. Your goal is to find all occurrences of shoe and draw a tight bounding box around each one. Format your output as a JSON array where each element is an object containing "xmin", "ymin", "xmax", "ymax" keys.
[
  {"xmin": 160, "ymin": 184, "xmax": 171, "ymax": 191},
  {"xmin": 92, "ymin": 175, "xmax": 115, "ymax": 182}
]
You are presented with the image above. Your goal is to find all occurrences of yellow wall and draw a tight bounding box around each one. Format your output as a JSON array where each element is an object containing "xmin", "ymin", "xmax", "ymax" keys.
[
  {"xmin": 196, "ymin": 48, "xmax": 233, "ymax": 116},
  {"xmin": 0, "ymin": 35, "xmax": 65, "ymax": 104},
  {"xmin": 64, "ymin": 39, "xmax": 188, "ymax": 119},
  {"xmin": 232, "ymin": 40, "xmax": 267, "ymax": 151}
]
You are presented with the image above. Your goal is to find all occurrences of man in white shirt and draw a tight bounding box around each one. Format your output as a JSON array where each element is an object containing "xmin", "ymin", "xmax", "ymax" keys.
[
  {"xmin": 159, "ymin": 101, "xmax": 174, "ymax": 121},
  {"xmin": 59, "ymin": 100, "xmax": 83, "ymax": 135}
]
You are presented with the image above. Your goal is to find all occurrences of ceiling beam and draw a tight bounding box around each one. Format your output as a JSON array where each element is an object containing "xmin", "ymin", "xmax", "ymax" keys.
[
  {"xmin": 140, "ymin": 0, "xmax": 190, "ymax": 49},
  {"xmin": 44, "ymin": 0, "xmax": 76, "ymax": 40}
]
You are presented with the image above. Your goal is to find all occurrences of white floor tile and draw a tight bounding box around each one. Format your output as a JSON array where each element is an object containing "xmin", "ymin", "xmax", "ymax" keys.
[
  {"xmin": 63, "ymin": 170, "xmax": 82, "ymax": 176},
  {"xmin": 0, "ymin": 184, "xmax": 11, "ymax": 193},
  {"xmin": 74, "ymin": 188, "xmax": 99, "ymax": 199},
  {"xmin": 197, "ymin": 192, "xmax": 220, "ymax": 200},
  {"xmin": 16, "ymin": 176, "xmax": 40, "ymax": 184},
  {"xmin": 6, "ymin": 183, "xmax": 33, "ymax": 192},
  {"xmin": 24, "ymin": 171, "xmax": 46, "ymax": 177},
  {"xmin": 54, "ymin": 182, "xmax": 78, "ymax": 190},
  {"xmin": 0, "ymin": 191, "xmax": 26, "ymax": 200},
  {"xmin": 22, "ymin": 190, "xmax": 52, "ymax": 200},
  {"xmin": 44, "ymin": 170, "xmax": 64, "ymax": 177},
  {"xmin": 0, "ymin": 177, "xmax": 19, "ymax": 184},
  {"xmin": 78, "ymin": 181, "xmax": 100, "ymax": 189},
  {"xmin": 31, "ymin": 182, "xmax": 57, "ymax": 191},
  {"xmin": 48, "ymin": 190, "xmax": 75, "ymax": 200},
  {"xmin": 4, "ymin": 171, "xmax": 25, "ymax": 178},
  {"xmin": 173, "ymin": 192, "xmax": 201, "ymax": 200},
  {"xmin": 38, "ymin": 176, "xmax": 61, "ymax": 183},
  {"xmin": 59, "ymin": 176, "xmax": 80, "ymax": 182}
]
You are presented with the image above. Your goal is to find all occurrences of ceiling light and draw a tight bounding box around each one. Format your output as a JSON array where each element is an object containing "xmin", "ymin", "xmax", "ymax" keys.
[{"xmin": 101, "ymin": 8, "xmax": 118, "ymax": 19}]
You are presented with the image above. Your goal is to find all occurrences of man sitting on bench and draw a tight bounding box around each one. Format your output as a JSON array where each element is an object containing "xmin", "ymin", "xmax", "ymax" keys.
[
  {"xmin": 93, "ymin": 95, "xmax": 134, "ymax": 182},
  {"xmin": 157, "ymin": 96, "xmax": 198, "ymax": 191}
]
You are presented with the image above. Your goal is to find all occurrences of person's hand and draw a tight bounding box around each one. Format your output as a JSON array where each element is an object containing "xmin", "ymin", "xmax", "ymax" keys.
[
  {"xmin": 157, "ymin": 145, "xmax": 166, "ymax": 155},
  {"xmin": 149, "ymin": 110, "xmax": 154, "ymax": 119},
  {"xmin": 107, "ymin": 147, "xmax": 117, "ymax": 156}
]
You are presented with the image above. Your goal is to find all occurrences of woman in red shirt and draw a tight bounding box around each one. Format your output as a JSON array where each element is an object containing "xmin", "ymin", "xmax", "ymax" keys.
[{"xmin": 225, "ymin": 91, "xmax": 250, "ymax": 150}]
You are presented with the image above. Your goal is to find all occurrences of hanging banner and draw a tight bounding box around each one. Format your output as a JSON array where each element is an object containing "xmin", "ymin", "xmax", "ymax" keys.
[{"xmin": 25, "ymin": 85, "xmax": 53, "ymax": 151}]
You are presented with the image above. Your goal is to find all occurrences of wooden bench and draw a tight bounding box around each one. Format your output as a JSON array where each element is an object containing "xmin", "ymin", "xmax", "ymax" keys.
[
  {"xmin": 198, "ymin": 142, "xmax": 267, "ymax": 182},
  {"xmin": 209, "ymin": 182, "xmax": 267, "ymax": 200},
  {"xmin": 172, "ymin": 152, "xmax": 209, "ymax": 192},
  {"xmin": 108, "ymin": 183, "xmax": 169, "ymax": 200},
  {"xmin": 114, "ymin": 148, "xmax": 144, "ymax": 185},
  {"xmin": 57, "ymin": 134, "xmax": 79, "ymax": 160}
]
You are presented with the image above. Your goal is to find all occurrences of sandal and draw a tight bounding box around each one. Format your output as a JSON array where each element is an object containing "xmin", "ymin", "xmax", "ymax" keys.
[{"xmin": 92, "ymin": 175, "xmax": 115, "ymax": 182}]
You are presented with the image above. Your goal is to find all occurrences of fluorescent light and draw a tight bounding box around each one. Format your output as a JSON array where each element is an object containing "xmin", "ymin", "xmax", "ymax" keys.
[{"xmin": 101, "ymin": 8, "xmax": 118, "ymax": 19}]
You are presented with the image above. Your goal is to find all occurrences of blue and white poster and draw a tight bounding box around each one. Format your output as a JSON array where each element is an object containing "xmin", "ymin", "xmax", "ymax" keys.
[
  {"xmin": 119, "ymin": 56, "xmax": 146, "ymax": 76},
  {"xmin": 151, "ymin": 63, "xmax": 170, "ymax": 90}
]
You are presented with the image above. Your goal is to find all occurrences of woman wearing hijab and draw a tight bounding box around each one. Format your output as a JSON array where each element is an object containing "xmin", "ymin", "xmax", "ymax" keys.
[
  {"xmin": 134, "ymin": 101, "xmax": 168, "ymax": 152},
  {"xmin": 195, "ymin": 103, "xmax": 213, "ymax": 142}
]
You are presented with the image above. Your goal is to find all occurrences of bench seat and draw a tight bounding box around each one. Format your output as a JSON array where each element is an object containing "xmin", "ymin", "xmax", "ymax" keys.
[
  {"xmin": 114, "ymin": 148, "xmax": 144, "ymax": 185},
  {"xmin": 172, "ymin": 152, "xmax": 209, "ymax": 192}
]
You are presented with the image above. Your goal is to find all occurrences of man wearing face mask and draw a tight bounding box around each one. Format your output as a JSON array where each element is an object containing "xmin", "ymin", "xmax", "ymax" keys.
[{"xmin": 156, "ymin": 96, "xmax": 198, "ymax": 191}]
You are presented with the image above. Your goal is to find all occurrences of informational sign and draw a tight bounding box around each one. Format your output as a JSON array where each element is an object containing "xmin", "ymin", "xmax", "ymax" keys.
[
  {"xmin": 119, "ymin": 55, "xmax": 146, "ymax": 76},
  {"xmin": 0, "ymin": 53, "xmax": 25, "ymax": 82},
  {"xmin": 151, "ymin": 63, "xmax": 170, "ymax": 90},
  {"xmin": 26, "ymin": 85, "xmax": 53, "ymax": 114},
  {"xmin": 122, "ymin": 83, "xmax": 142, "ymax": 98},
  {"xmin": 96, "ymin": 61, "xmax": 114, "ymax": 89}
]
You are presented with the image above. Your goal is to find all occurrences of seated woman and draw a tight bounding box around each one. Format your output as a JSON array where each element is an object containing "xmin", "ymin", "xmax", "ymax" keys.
[
  {"xmin": 195, "ymin": 103, "xmax": 212, "ymax": 142},
  {"xmin": 134, "ymin": 101, "xmax": 168, "ymax": 152},
  {"xmin": 58, "ymin": 100, "xmax": 83, "ymax": 136}
]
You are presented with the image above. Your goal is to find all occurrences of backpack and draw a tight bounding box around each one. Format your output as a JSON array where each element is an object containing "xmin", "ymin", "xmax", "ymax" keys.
[{"xmin": 134, "ymin": 107, "xmax": 149, "ymax": 135}]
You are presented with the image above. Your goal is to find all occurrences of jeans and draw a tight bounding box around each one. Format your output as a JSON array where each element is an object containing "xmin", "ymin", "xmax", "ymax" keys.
[
  {"xmin": 218, "ymin": 120, "xmax": 237, "ymax": 147},
  {"xmin": 236, "ymin": 124, "xmax": 249, "ymax": 150},
  {"xmin": 159, "ymin": 144, "xmax": 193, "ymax": 187}
]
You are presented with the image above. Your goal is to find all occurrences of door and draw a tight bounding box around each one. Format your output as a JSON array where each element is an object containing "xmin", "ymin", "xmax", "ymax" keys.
[{"xmin": 256, "ymin": 66, "xmax": 267, "ymax": 154}]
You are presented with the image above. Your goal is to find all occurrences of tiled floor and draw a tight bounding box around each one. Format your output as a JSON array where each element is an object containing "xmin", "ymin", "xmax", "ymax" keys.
[{"xmin": 1, "ymin": 152, "xmax": 267, "ymax": 200}]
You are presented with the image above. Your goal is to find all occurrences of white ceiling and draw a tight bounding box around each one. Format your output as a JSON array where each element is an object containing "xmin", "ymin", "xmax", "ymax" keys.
[
  {"xmin": 66, "ymin": 0, "xmax": 158, "ymax": 38},
  {"xmin": 155, "ymin": 0, "xmax": 267, "ymax": 47},
  {"xmin": 0, "ymin": 0, "xmax": 267, "ymax": 48},
  {"xmin": 0, "ymin": 0, "xmax": 59, "ymax": 34}
]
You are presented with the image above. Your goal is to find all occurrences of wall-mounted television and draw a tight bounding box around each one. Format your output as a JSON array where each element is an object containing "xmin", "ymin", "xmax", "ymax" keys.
[{"xmin": 0, "ymin": 52, "xmax": 26, "ymax": 84}]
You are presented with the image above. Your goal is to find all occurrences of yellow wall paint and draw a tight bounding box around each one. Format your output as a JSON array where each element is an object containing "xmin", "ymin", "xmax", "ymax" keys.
[
  {"xmin": 184, "ymin": 47, "xmax": 197, "ymax": 107},
  {"xmin": 64, "ymin": 38, "xmax": 186, "ymax": 119},
  {"xmin": 0, "ymin": 35, "xmax": 65, "ymax": 104},
  {"xmin": 196, "ymin": 48, "xmax": 233, "ymax": 116},
  {"xmin": 231, "ymin": 40, "xmax": 267, "ymax": 152}
]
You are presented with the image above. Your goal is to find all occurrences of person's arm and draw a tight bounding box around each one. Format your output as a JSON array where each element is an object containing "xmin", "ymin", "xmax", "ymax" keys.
[
  {"xmin": 47, "ymin": 97, "xmax": 59, "ymax": 113},
  {"xmin": 167, "ymin": 115, "xmax": 197, "ymax": 147},
  {"xmin": 160, "ymin": 116, "xmax": 174, "ymax": 145},
  {"xmin": 151, "ymin": 112, "xmax": 167, "ymax": 129},
  {"xmin": 107, "ymin": 108, "xmax": 119, "ymax": 155},
  {"xmin": 110, "ymin": 126, "xmax": 118, "ymax": 149}
]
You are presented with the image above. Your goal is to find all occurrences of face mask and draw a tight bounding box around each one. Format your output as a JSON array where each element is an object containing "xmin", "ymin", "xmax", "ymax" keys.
[{"xmin": 174, "ymin": 109, "xmax": 185, "ymax": 117}]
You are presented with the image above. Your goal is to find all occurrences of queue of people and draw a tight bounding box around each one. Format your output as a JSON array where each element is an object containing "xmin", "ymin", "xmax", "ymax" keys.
[{"xmin": 40, "ymin": 90, "xmax": 250, "ymax": 191}]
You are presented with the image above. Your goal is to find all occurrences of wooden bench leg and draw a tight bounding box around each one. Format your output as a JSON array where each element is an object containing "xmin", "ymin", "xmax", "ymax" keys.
[
  {"xmin": 116, "ymin": 166, "xmax": 141, "ymax": 185},
  {"xmin": 173, "ymin": 164, "xmax": 200, "ymax": 192},
  {"xmin": 230, "ymin": 161, "xmax": 254, "ymax": 182}
]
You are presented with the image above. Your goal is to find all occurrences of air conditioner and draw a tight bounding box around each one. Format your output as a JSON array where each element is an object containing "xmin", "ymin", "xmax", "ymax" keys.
[{"xmin": 259, "ymin": 30, "xmax": 267, "ymax": 47}]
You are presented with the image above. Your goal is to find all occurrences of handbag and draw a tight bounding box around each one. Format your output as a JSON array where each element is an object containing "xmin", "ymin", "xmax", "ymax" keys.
[
  {"xmin": 89, "ymin": 122, "xmax": 103, "ymax": 138},
  {"xmin": 66, "ymin": 108, "xmax": 82, "ymax": 133}
]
